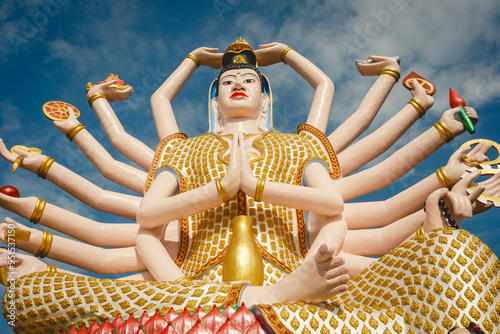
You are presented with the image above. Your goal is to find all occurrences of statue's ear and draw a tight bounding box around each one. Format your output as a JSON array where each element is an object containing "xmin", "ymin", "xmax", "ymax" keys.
[
  {"xmin": 213, "ymin": 97, "xmax": 224, "ymax": 132},
  {"xmin": 258, "ymin": 93, "xmax": 269, "ymax": 131}
]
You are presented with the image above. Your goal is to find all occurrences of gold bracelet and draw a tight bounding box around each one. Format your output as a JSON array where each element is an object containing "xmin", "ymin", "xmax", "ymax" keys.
[
  {"xmin": 185, "ymin": 54, "xmax": 200, "ymax": 68},
  {"xmin": 379, "ymin": 68, "xmax": 400, "ymax": 81},
  {"xmin": 46, "ymin": 263, "xmax": 57, "ymax": 273},
  {"xmin": 174, "ymin": 276, "xmax": 192, "ymax": 284},
  {"xmin": 4, "ymin": 228, "xmax": 31, "ymax": 241},
  {"xmin": 407, "ymin": 98, "xmax": 426, "ymax": 118},
  {"xmin": 280, "ymin": 46, "xmax": 293, "ymax": 64},
  {"xmin": 416, "ymin": 224, "xmax": 425, "ymax": 238},
  {"xmin": 436, "ymin": 167, "xmax": 455, "ymax": 190},
  {"xmin": 65, "ymin": 123, "xmax": 86, "ymax": 141},
  {"xmin": 254, "ymin": 178, "xmax": 266, "ymax": 202},
  {"xmin": 433, "ymin": 120, "xmax": 454, "ymax": 143},
  {"xmin": 36, "ymin": 156, "xmax": 55, "ymax": 179},
  {"xmin": 29, "ymin": 198, "xmax": 46, "ymax": 224},
  {"xmin": 87, "ymin": 93, "xmax": 107, "ymax": 106},
  {"xmin": 215, "ymin": 178, "xmax": 231, "ymax": 202},
  {"xmin": 0, "ymin": 267, "xmax": 6, "ymax": 286},
  {"xmin": 35, "ymin": 231, "xmax": 53, "ymax": 258}
]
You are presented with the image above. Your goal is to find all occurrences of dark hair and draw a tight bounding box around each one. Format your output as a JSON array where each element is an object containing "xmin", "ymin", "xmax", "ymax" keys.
[{"xmin": 215, "ymin": 63, "xmax": 265, "ymax": 94}]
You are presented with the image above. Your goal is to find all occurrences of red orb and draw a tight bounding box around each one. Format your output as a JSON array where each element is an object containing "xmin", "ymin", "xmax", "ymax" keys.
[{"xmin": 0, "ymin": 186, "xmax": 20, "ymax": 198}]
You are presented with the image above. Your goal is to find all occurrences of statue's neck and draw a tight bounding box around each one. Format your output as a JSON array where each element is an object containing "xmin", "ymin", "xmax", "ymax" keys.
[{"xmin": 218, "ymin": 118, "xmax": 262, "ymax": 135}]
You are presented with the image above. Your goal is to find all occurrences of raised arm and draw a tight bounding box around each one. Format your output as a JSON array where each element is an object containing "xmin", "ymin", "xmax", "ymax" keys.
[
  {"xmin": 0, "ymin": 140, "xmax": 140, "ymax": 220},
  {"xmin": 87, "ymin": 81, "xmax": 155, "ymax": 169},
  {"xmin": 52, "ymin": 108, "xmax": 147, "ymax": 194},
  {"xmin": 329, "ymin": 55, "xmax": 402, "ymax": 152},
  {"xmin": 338, "ymin": 80, "xmax": 434, "ymax": 175},
  {"xmin": 151, "ymin": 47, "xmax": 223, "ymax": 140},
  {"xmin": 255, "ymin": 43, "xmax": 334, "ymax": 133},
  {"xmin": 336, "ymin": 107, "xmax": 478, "ymax": 201}
]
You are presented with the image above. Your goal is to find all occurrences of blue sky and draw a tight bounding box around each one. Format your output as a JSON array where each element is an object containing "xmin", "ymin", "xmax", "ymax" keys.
[{"xmin": 1, "ymin": 0, "xmax": 500, "ymax": 331}]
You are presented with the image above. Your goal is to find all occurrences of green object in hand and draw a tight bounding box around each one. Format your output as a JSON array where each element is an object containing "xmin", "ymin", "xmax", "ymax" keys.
[{"xmin": 458, "ymin": 106, "xmax": 475, "ymax": 134}]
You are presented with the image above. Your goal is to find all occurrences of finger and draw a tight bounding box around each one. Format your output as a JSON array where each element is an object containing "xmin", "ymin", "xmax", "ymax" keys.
[
  {"xmin": 368, "ymin": 55, "xmax": 386, "ymax": 62},
  {"xmin": 326, "ymin": 275, "xmax": 350, "ymax": 292},
  {"xmin": 315, "ymin": 244, "xmax": 336, "ymax": 263},
  {"xmin": 468, "ymin": 185, "xmax": 485, "ymax": 203},
  {"xmin": 453, "ymin": 146, "xmax": 472, "ymax": 161},
  {"xmin": 258, "ymin": 43, "xmax": 275, "ymax": 48},
  {"xmin": 203, "ymin": 47, "xmax": 219, "ymax": 53},
  {"xmin": 454, "ymin": 169, "xmax": 482, "ymax": 192},
  {"xmin": 101, "ymin": 80, "xmax": 117, "ymax": 87},
  {"xmin": 425, "ymin": 188, "xmax": 449, "ymax": 219},
  {"xmin": 12, "ymin": 148, "xmax": 30, "ymax": 158},
  {"xmin": 324, "ymin": 265, "xmax": 348, "ymax": 279}
]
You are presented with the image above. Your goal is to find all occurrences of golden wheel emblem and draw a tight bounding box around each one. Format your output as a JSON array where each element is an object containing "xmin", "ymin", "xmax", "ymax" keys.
[{"xmin": 42, "ymin": 101, "xmax": 80, "ymax": 121}]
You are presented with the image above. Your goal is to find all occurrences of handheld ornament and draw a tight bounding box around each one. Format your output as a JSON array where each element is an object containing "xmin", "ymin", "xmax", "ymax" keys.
[
  {"xmin": 0, "ymin": 186, "xmax": 20, "ymax": 198},
  {"xmin": 402, "ymin": 71, "xmax": 436, "ymax": 95},
  {"xmin": 449, "ymin": 88, "xmax": 475, "ymax": 134},
  {"xmin": 42, "ymin": 101, "xmax": 80, "ymax": 121}
]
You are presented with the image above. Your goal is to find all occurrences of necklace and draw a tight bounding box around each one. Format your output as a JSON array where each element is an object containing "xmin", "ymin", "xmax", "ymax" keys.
[{"xmin": 214, "ymin": 132, "xmax": 268, "ymax": 165}]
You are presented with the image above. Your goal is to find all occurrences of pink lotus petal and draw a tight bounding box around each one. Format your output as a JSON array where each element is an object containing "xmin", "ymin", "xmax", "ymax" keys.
[
  {"xmin": 163, "ymin": 308, "xmax": 178, "ymax": 322},
  {"xmin": 171, "ymin": 308, "xmax": 196, "ymax": 334},
  {"xmin": 93, "ymin": 319, "xmax": 115, "ymax": 334},
  {"xmin": 143, "ymin": 309, "xmax": 168, "ymax": 334},
  {"xmin": 222, "ymin": 304, "xmax": 235, "ymax": 318},
  {"xmin": 186, "ymin": 320, "xmax": 210, "ymax": 334},
  {"xmin": 201, "ymin": 305, "xmax": 227, "ymax": 334},
  {"xmin": 230, "ymin": 303, "xmax": 255, "ymax": 333},
  {"xmin": 192, "ymin": 306, "xmax": 207, "ymax": 320},
  {"xmin": 214, "ymin": 318, "xmax": 240, "ymax": 334},
  {"xmin": 116, "ymin": 315, "xmax": 142, "ymax": 334},
  {"xmin": 112, "ymin": 313, "xmax": 125, "ymax": 329}
]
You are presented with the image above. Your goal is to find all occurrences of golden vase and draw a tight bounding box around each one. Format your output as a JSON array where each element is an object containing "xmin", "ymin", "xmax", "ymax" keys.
[{"xmin": 222, "ymin": 215, "xmax": 264, "ymax": 286}]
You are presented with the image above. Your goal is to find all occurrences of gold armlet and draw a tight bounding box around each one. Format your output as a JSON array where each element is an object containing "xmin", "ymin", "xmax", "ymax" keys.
[
  {"xmin": 215, "ymin": 178, "xmax": 231, "ymax": 202},
  {"xmin": 36, "ymin": 156, "xmax": 55, "ymax": 179},
  {"xmin": 29, "ymin": 198, "xmax": 46, "ymax": 224},
  {"xmin": 65, "ymin": 123, "xmax": 86, "ymax": 141},
  {"xmin": 407, "ymin": 98, "xmax": 426, "ymax": 118},
  {"xmin": 35, "ymin": 231, "xmax": 53, "ymax": 258},
  {"xmin": 4, "ymin": 228, "xmax": 31, "ymax": 241},
  {"xmin": 254, "ymin": 178, "xmax": 266, "ymax": 202},
  {"xmin": 379, "ymin": 68, "xmax": 400, "ymax": 81},
  {"xmin": 46, "ymin": 263, "xmax": 57, "ymax": 273},
  {"xmin": 173, "ymin": 276, "xmax": 192, "ymax": 284},
  {"xmin": 87, "ymin": 93, "xmax": 107, "ymax": 107},
  {"xmin": 280, "ymin": 46, "xmax": 293, "ymax": 64},
  {"xmin": 185, "ymin": 54, "xmax": 200, "ymax": 68},
  {"xmin": 436, "ymin": 167, "xmax": 455, "ymax": 190},
  {"xmin": 433, "ymin": 120, "xmax": 454, "ymax": 143}
]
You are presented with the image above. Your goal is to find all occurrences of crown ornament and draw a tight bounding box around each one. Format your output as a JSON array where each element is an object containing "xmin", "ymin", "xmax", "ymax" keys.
[{"xmin": 222, "ymin": 36, "xmax": 257, "ymax": 68}]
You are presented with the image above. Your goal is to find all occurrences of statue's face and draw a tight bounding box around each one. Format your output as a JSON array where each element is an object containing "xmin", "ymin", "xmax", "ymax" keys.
[{"xmin": 215, "ymin": 68, "xmax": 267, "ymax": 120}]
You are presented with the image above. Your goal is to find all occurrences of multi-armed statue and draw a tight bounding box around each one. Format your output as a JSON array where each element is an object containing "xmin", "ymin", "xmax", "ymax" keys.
[{"xmin": 1, "ymin": 38, "xmax": 499, "ymax": 333}]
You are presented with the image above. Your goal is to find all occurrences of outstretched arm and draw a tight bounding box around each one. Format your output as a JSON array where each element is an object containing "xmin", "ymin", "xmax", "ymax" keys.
[
  {"xmin": 336, "ymin": 107, "xmax": 478, "ymax": 201},
  {"xmin": 0, "ymin": 218, "xmax": 146, "ymax": 275},
  {"xmin": 343, "ymin": 143, "xmax": 491, "ymax": 229},
  {"xmin": 151, "ymin": 47, "xmax": 223, "ymax": 140},
  {"xmin": 0, "ymin": 140, "xmax": 140, "ymax": 220},
  {"xmin": 87, "ymin": 81, "xmax": 155, "ymax": 170},
  {"xmin": 329, "ymin": 55, "xmax": 402, "ymax": 152},
  {"xmin": 0, "ymin": 193, "xmax": 138, "ymax": 247},
  {"xmin": 338, "ymin": 80, "xmax": 434, "ymax": 176},
  {"xmin": 53, "ymin": 108, "xmax": 147, "ymax": 194},
  {"xmin": 255, "ymin": 43, "xmax": 334, "ymax": 133}
]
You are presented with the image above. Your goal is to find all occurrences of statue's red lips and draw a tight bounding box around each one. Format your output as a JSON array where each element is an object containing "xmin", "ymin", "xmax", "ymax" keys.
[{"xmin": 230, "ymin": 92, "xmax": 248, "ymax": 99}]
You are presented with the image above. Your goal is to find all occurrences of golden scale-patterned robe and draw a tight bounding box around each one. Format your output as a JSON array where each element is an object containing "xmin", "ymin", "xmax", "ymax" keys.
[{"xmin": 3, "ymin": 126, "xmax": 500, "ymax": 333}]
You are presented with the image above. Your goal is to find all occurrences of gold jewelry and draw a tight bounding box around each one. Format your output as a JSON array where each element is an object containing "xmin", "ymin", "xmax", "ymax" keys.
[
  {"xmin": 65, "ymin": 123, "xmax": 86, "ymax": 141},
  {"xmin": 379, "ymin": 68, "xmax": 400, "ymax": 81},
  {"xmin": 280, "ymin": 46, "xmax": 293, "ymax": 64},
  {"xmin": 87, "ymin": 93, "xmax": 107, "ymax": 106},
  {"xmin": 407, "ymin": 98, "xmax": 426, "ymax": 118},
  {"xmin": 254, "ymin": 178, "xmax": 266, "ymax": 202},
  {"xmin": 12, "ymin": 156, "xmax": 23, "ymax": 173},
  {"xmin": 215, "ymin": 178, "xmax": 231, "ymax": 202},
  {"xmin": 436, "ymin": 167, "xmax": 455, "ymax": 190},
  {"xmin": 36, "ymin": 157, "xmax": 55, "ymax": 179},
  {"xmin": 416, "ymin": 224, "xmax": 425, "ymax": 238},
  {"xmin": 185, "ymin": 54, "xmax": 200, "ymax": 68},
  {"xmin": 46, "ymin": 263, "xmax": 57, "ymax": 273},
  {"xmin": 4, "ymin": 228, "xmax": 31, "ymax": 241},
  {"xmin": 35, "ymin": 231, "xmax": 53, "ymax": 258},
  {"xmin": 433, "ymin": 120, "xmax": 454, "ymax": 143},
  {"xmin": 0, "ymin": 267, "xmax": 6, "ymax": 286},
  {"xmin": 29, "ymin": 198, "xmax": 46, "ymax": 224},
  {"xmin": 174, "ymin": 276, "xmax": 191, "ymax": 284}
]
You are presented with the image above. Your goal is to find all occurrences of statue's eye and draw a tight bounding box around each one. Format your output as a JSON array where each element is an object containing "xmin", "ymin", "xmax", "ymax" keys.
[
  {"xmin": 244, "ymin": 78, "xmax": 256, "ymax": 83},
  {"xmin": 222, "ymin": 80, "xmax": 234, "ymax": 85}
]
